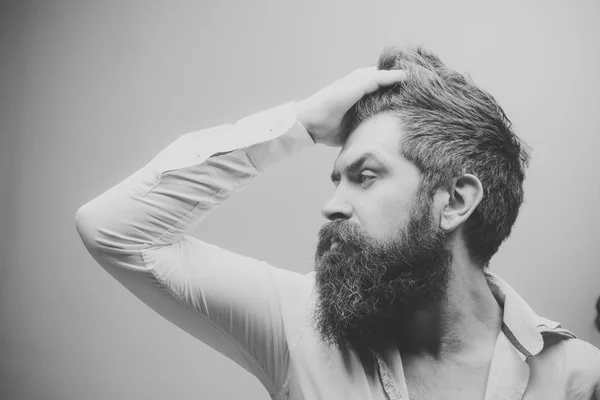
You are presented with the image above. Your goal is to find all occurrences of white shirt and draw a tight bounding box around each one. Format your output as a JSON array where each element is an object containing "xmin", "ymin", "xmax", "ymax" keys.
[{"xmin": 75, "ymin": 102, "xmax": 600, "ymax": 400}]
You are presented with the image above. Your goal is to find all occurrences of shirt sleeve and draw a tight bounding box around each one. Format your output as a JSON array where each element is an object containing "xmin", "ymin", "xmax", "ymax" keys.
[{"xmin": 74, "ymin": 102, "xmax": 316, "ymax": 396}]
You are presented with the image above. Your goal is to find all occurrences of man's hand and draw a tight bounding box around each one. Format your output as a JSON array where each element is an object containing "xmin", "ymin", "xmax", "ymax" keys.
[{"xmin": 296, "ymin": 67, "xmax": 406, "ymax": 147}]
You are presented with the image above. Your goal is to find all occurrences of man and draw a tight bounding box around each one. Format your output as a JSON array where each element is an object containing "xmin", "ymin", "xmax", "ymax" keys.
[{"xmin": 75, "ymin": 47, "xmax": 600, "ymax": 399}]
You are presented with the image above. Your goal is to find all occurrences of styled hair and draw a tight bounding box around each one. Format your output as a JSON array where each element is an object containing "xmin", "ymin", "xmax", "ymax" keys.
[{"xmin": 345, "ymin": 46, "xmax": 531, "ymax": 267}]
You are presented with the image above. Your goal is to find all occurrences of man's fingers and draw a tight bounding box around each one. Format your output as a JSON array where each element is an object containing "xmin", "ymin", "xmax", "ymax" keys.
[
  {"xmin": 374, "ymin": 69, "xmax": 407, "ymax": 87},
  {"xmin": 360, "ymin": 69, "xmax": 407, "ymax": 95}
]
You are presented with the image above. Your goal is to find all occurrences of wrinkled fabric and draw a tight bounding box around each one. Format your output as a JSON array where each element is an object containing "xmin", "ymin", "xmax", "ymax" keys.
[{"xmin": 75, "ymin": 102, "xmax": 600, "ymax": 400}]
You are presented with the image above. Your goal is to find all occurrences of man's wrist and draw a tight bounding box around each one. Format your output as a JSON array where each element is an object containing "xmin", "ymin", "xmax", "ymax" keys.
[{"xmin": 295, "ymin": 100, "xmax": 317, "ymax": 144}]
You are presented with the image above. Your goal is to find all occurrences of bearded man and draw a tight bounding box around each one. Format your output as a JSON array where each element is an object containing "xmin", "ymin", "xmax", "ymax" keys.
[{"xmin": 75, "ymin": 46, "xmax": 600, "ymax": 400}]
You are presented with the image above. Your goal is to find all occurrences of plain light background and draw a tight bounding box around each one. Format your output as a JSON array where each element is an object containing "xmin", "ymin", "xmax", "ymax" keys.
[{"xmin": 1, "ymin": 1, "xmax": 599, "ymax": 399}]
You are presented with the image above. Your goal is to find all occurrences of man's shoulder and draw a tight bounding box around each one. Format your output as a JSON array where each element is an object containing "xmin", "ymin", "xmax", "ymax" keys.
[
  {"xmin": 539, "ymin": 331, "xmax": 600, "ymax": 377},
  {"xmin": 536, "ymin": 313, "xmax": 599, "ymax": 361},
  {"xmin": 268, "ymin": 268, "xmax": 316, "ymax": 321},
  {"xmin": 560, "ymin": 336, "xmax": 600, "ymax": 367},
  {"xmin": 556, "ymin": 337, "xmax": 600, "ymax": 397},
  {"xmin": 270, "ymin": 269, "xmax": 315, "ymax": 296}
]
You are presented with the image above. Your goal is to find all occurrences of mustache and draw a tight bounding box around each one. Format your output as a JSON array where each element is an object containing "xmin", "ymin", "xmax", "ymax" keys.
[
  {"xmin": 315, "ymin": 213, "xmax": 450, "ymax": 274},
  {"xmin": 316, "ymin": 220, "xmax": 375, "ymax": 259}
]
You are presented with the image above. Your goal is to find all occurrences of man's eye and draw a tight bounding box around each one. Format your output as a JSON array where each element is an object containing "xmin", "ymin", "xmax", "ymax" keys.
[{"xmin": 359, "ymin": 172, "xmax": 376, "ymax": 185}]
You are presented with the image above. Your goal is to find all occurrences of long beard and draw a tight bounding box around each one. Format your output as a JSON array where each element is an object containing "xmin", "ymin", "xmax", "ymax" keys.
[{"xmin": 311, "ymin": 195, "xmax": 452, "ymax": 353}]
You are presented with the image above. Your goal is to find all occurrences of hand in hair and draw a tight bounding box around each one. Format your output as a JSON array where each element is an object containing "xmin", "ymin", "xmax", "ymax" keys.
[{"xmin": 296, "ymin": 67, "xmax": 406, "ymax": 147}]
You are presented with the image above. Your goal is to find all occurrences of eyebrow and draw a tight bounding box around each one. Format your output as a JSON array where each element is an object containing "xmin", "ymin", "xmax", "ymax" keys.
[{"xmin": 330, "ymin": 152, "xmax": 382, "ymax": 182}]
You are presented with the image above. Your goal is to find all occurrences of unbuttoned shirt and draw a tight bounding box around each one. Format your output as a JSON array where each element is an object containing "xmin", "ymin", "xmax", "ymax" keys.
[{"xmin": 75, "ymin": 102, "xmax": 600, "ymax": 400}]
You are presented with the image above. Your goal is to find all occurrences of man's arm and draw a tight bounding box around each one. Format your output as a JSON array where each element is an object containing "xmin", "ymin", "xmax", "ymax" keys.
[
  {"xmin": 74, "ymin": 68, "xmax": 406, "ymax": 395},
  {"xmin": 75, "ymin": 102, "xmax": 315, "ymax": 395}
]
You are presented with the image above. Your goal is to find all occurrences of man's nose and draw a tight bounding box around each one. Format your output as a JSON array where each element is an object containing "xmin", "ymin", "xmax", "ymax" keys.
[{"xmin": 321, "ymin": 193, "xmax": 353, "ymax": 221}]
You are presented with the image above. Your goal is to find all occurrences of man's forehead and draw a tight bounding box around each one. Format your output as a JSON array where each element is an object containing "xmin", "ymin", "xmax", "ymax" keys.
[{"xmin": 333, "ymin": 113, "xmax": 404, "ymax": 171}]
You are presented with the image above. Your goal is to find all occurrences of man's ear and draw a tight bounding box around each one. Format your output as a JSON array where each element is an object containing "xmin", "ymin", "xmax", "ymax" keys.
[{"xmin": 440, "ymin": 174, "xmax": 483, "ymax": 233}]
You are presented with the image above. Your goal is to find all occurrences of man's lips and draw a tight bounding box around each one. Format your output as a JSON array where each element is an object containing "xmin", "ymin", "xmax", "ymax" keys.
[{"xmin": 316, "ymin": 239, "xmax": 341, "ymax": 258}]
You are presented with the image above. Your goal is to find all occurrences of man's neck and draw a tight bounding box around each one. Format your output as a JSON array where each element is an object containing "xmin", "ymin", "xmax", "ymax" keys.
[{"xmin": 397, "ymin": 254, "xmax": 503, "ymax": 361}]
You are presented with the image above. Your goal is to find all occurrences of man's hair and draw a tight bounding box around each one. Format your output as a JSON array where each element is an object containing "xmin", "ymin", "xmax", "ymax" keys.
[{"xmin": 345, "ymin": 46, "xmax": 531, "ymax": 267}]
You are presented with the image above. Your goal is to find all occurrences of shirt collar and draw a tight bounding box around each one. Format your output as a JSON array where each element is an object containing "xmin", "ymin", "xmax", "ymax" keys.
[{"xmin": 484, "ymin": 270, "xmax": 576, "ymax": 360}]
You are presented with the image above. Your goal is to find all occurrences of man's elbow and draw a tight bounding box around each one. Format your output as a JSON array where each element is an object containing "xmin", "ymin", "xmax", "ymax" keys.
[
  {"xmin": 75, "ymin": 205, "xmax": 104, "ymax": 254},
  {"xmin": 75, "ymin": 204, "xmax": 121, "ymax": 255},
  {"xmin": 75, "ymin": 205, "xmax": 153, "ymax": 273}
]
